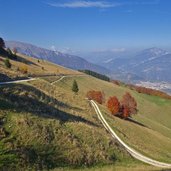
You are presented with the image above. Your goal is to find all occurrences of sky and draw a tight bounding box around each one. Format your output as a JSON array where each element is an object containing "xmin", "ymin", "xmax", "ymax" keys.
[{"xmin": 0, "ymin": 0, "xmax": 171, "ymax": 53}]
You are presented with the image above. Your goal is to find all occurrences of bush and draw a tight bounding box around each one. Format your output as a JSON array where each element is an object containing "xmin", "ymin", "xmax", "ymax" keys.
[
  {"xmin": 18, "ymin": 65, "xmax": 28, "ymax": 74},
  {"xmin": 4, "ymin": 58, "xmax": 12, "ymax": 68}
]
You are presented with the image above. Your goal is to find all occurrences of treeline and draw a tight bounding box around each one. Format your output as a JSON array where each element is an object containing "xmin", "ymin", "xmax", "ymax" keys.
[
  {"xmin": 129, "ymin": 84, "xmax": 171, "ymax": 100},
  {"xmin": 79, "ymin": 70, "xmax": 110, "ymax": 82},
  {"xmin": 112, "ymin": 79, "xmax": 171, "ymax": 100}
]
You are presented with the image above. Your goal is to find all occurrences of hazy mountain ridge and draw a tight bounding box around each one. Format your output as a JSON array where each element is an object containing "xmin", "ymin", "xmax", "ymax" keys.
[
  {"xmin": 5, "ymin": 41, "xmax": 171, "ymax": 83},
  {"xmin": 102, "ymin": 47, "xmax": 171, "ymax": 83},
  {"xmin": 6, "ymin": 41, "xmax": 110, "ymax": 75}
]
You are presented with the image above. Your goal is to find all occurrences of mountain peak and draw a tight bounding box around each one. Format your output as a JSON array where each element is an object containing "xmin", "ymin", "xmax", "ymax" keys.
[{"xmin": 142, "ymin": 47, "xmax": 169, "ymax": 57}]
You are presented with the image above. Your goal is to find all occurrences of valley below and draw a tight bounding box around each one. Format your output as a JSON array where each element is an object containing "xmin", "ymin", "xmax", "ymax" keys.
[{"xmin": 136, "ymin": 81, "xmax": 171, "ymax": 95}]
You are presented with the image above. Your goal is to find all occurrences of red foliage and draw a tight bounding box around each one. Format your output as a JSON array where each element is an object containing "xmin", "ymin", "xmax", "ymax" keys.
[
  {"xmin": 122, "ymin": 106, "xmax": 130, "ymax": 118},
  {"xmin": 86, "ymin": 90, "xmax": 105, "ymax": 104},
  {"xmin": 121, "ymin": 92, "xmax": 137, "ymax": 116},
  {"xmin": 127, "ymin": 84, "xmax": 171, "ymax": 100},
  {"xmin": 107, "ymin": 96, "xmax": 120, "ymax": 115}
]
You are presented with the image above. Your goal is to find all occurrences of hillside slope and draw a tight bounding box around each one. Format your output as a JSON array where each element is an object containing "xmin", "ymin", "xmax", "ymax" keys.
[
  {"xmin": 0, "ymin": 53, "xmax": 135, "ymax": 170},
  {"xmin": 0, "ymin": 53, "xmax": 80, "ymax": 81},
  {"xmin": 0, "ymin": 53, "xmax": 170, "ymax": 170},
  {"xmin": 53, "ymin": 75, "xmax": 171, "ymax": 163}
]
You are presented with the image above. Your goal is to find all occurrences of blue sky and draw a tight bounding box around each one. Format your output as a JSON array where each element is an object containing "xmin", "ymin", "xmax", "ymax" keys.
[{"xmin": 0, "ymin": 0, "xmax": 171, "ymax": 52}]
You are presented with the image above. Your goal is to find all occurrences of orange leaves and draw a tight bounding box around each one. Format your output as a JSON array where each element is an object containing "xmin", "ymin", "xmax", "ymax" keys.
[
  {"xmin": 122, "ymin": 106, "xmax": 130, "ymax": 118},
  {"xmin": 86, "ymin": 90, "xmax": 105, "ymax": 104},
  {"xmin": 106, "ymin": 92, "xmax": 137, "ymax": 119},
  {"xmin": 86, "ymin": 89, "xmax": 138, "ymax": 119},
  {"xmin": 121, "ymin": 92, "xmax": 137, "ymax": 115},
  {"xmin": 127, "ymin": 84, "xmax": 171, "ymax": 100},
  {"xmin": 107, "ymin": 96, "xmax": 120, "ymax": 115}
]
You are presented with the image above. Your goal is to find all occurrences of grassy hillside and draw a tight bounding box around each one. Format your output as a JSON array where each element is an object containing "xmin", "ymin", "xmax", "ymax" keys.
[
  {"xmin": 0, "ymin": 80, "xmax": 137, "ymax": 170},
  {"xmin": 0, "ymin": 54, "xmax": 134, "ymax": 170},
  {"xmin": 53, "ymin": 75, "xmax": 171, "ymax": 163},
  {"xmin": 0, "ymin": 53, "xmax": 80, "ymax": 81},
  {"xmin": 0, "ymin": 53, "xmax": 171, "ymax": 170}
]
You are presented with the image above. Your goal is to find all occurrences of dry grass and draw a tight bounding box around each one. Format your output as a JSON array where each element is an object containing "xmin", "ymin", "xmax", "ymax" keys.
[{"xmin": 0, "ymin": 53, "xmax": 81, "ymax": 81}]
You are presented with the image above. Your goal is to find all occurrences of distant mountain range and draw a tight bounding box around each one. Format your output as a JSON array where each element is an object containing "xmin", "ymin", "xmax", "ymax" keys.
[
  {"xmin": 6, "ymin": 41, "xmax": 110, "ymax": 75},
  {"xmin": 95, "ymin": 47, "xmax": 171, "ymax": 83},
  {"xmin": 6, "ymin": 41, "xmax": 171, "ymax": 83}
]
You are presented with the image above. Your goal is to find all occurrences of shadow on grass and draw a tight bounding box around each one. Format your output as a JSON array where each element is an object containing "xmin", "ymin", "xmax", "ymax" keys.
[
  {"xmin": 115, "ymin": 115, "xmax": 149, "ymax": 128},
  {"xmin": 15, "ymin": 55, "xmax": 39, "ymax": 66},
  {"xmin": 0, "ymin": 84, "xmax": 97, "ymax": 127},
  {"xmin": 126, "ymin": 117, "xmax": 149, "ymax": 128},
  {"xmin": 0, "ymin": 73, "xmax": 13, "ymax": 82},
  {"xmin": 0, "ymin": 73, "xmax": 28, "ymax": 82}
]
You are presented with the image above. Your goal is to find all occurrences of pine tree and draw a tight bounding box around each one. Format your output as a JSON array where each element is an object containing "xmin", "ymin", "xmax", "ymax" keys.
[{"xmin": 72, "ymin": 80, "xmax": 79, "ymax": 94}]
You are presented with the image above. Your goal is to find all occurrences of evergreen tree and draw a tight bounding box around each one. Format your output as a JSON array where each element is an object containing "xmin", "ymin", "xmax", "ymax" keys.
[{"xmin": 72, "ymin": 80, "xmax": 79, "ymax": 94}]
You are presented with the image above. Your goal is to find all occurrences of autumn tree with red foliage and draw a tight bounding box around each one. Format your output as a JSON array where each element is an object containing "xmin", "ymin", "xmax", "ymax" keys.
[
  {"xmin": 121, "ymin": 92, "xmax": 137, "ymax": 118},
  {"xmin": 122, "ymin": 106, "xmax": 130, "ymax": 118},
  {"xmin": 107, "ymin": 96, "xmax": 120, "ymax": 115},
  {"xmin": 86, "ymin": 90, "xmax": 105, "ymax": 104}
]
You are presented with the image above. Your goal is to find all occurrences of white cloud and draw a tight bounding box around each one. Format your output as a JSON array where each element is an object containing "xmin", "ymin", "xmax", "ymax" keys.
[{"xmin": 47, "ymin": 1, "xmax": 121, "ymax": 8}]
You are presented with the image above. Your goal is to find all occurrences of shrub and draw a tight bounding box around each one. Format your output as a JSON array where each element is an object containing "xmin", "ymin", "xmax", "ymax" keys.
[
  {"xmin": 18, "ymin": 65, "xmax": 28, "ymax": 74},
  {"xmin": 4, "ymin": 58, "xmax": 11, "ymax": 68}
]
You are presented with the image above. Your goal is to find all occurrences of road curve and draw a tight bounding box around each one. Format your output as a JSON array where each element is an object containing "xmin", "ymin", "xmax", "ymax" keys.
[
  {"xmin": 51, "ymin": 76, "xmax": 66, "ymax": 85},
  {"xmin": 90, "ymin": 100, "xmax": 171, "ymax": 168}
]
